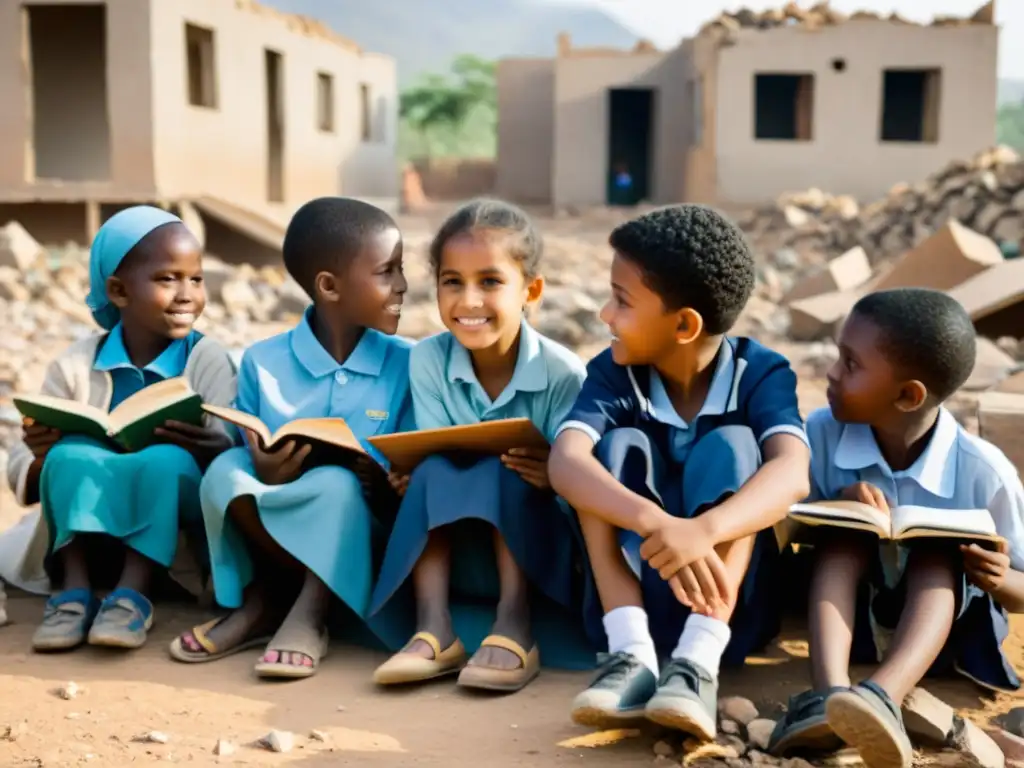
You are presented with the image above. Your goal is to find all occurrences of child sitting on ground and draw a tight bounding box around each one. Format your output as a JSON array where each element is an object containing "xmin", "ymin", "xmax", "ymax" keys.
[
  {"xmin": 768, "ymin": 288, "xmax": 1024, "ymax": 768},
  {"xmin": 548, "ymin": 205, "xmax": 811, "ymax": 739},
  {"xmin": 170, "ymin": 198, "xmax": 414, "ymax": 679},
  {"xmin": 4, "ymin": 206, "xmax": 236, "ymax": 652},
  {"xmin": 369, "ymin": 198, "xmax": 588, "ymax": 692}
]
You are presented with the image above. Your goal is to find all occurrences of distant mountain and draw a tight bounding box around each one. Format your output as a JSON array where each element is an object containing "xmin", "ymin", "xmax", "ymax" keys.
[{"xmin": 261, "ymin": 0, "xmax": 639, "ymax": 83}]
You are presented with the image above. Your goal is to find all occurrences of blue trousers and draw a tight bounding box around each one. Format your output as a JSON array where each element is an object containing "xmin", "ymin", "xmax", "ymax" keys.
[{"xmin": 582, "ymin": 425, "xmax": 783, "ymax": 665}]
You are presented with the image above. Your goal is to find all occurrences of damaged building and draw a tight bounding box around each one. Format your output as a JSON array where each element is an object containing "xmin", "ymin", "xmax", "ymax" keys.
[
  {"xmin": 496, "ymin": 1, "xmax": 998, "ymax": 208},
  {"xmin": 0, "ymin": 0, "xmax": 398, "ymax": 262}
]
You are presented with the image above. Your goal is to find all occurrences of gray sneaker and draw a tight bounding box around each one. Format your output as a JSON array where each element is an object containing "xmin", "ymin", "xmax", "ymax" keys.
[
  {"xmin": 644, "ymin": 658, "xmax": 718, "ymax": 741},
  {"xmin": 570, "ymin": 652, "xmax": 657, "ymax": 729},
  {"xmin": 826, "ymin": 681, "xmax": 913, "ymax": 768}
]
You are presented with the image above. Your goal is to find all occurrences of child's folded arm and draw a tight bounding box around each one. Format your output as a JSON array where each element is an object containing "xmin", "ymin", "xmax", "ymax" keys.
[{"xmin": 701, "ymin": 360, "xmax": 811, "ymax": 544}]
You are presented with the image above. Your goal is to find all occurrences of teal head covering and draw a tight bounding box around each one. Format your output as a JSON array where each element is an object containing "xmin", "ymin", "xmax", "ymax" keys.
[{"xmin": 86, "ymin": 205, "xmax": 184, "ymax": 330}]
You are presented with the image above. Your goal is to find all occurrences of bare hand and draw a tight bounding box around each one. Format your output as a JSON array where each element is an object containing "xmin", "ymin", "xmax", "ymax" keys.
[
  {"xmin": 962, "ymin": 539, "xmax": 1011, "ymax": 593},
  {"xmin": 246, "ymin": 429, "xmax": 311, "ymax": 485},
  {"xmin": 840, "ymin": 482, "xmax": 890, "ymax": 513},
  {"xmin": 156, "ymin": 420, "xmax": 233, "ymax": 466},
  {"xmin": 501, "ymin": 446, "xmax": 551, "ymax": 489},
  {"xmin": 665, "ymin": 552, "xmax": 732, "ymax": 615},
  {"xmin": 388, "ymin": 471, "xmax": 410, "ymax": 497},
  {"xmin": 22, "ymin": 417, "xmax": 61, "ymax": 461},
  {"xmin": 640, "ymin": 515, "xmax": 717, "ymax": 580}
]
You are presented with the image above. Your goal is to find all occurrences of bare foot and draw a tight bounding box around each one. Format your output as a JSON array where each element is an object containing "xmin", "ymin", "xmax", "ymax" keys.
[
  {"xmin": 468, "ymin": 595, "xmax": 532, "ymax": 671},
  {"xmin": 179, "ymin": 588, "xmax": 277, "ymax": 657},
  {"xmin": 405, "ymin": 609, "xmax": 457, "ymax": 660}
]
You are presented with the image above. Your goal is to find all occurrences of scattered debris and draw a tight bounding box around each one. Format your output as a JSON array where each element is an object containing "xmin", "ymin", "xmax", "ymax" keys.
[
  {"xmin": 259, "ymin": 729, "xmax": 294, "ymax": 754},
  {"xmin": 134, "ymin": 731, "xmax": 169, "ymax": 745},
  {"xmin": 56, "ymin": 681, "xmax": 79, "ymax": 701},
  {"xmin": 309, "ymin": 729, "xmax": 328, "ymax": 742},
  {"xmin": 1, "ymin": 722, "xmax": 27, "ymax": 742},
  {"xmin": 213, "ymin": 739, "xmax": 236, "ymax": 757}
]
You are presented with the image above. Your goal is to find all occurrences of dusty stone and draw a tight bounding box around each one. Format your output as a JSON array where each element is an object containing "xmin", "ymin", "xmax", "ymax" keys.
[
  {"xmin": 57, "ymin": 681, "xmax": 79, "ymax": 700},
  {"xmin": 998, "ymin": 708, "xmax": 1024, "ymax": 737},
  {"xmin": 261, "ymin": 729, "xmax": 294, "ymax": 753},
  {"xmin": 0, "ymin": 221, "xmax": 45, "ymax": 271},
  {"xmin": 719, "ymin": 695, "xmax": 759, "ymax": 725},
  {"xmin": 747, "ymin": 749, "xmax": 780, "ymax": 764},
  {"xmin": 780, "ymin": 759, "xmax": 815, "ymax": 768},
  {"xmin": 135, "ymin": 731, "xmax": 169, "ymax": 744},
  {"xmin": 212, "ymin": 739, "xmax": 236, "ymax": 756},
  {"xmin": 652, "ymin": 739, "xmax": 674, "ymax": 757},
  {"xmin": 720, "ymin": 718, "xmax": 740, "ymax": 735},
  {"xmin": 1, "ymin": 722, "xmax": 28, "ymax": 741},
  {"xmin": 717, "ymin": 733, "xmax": 747, "ymax": 756},
  {"xmin": 746, "ymin": 718, "xmax": 777, "ymax": 751},
  {"xmin": 309, "ymin": 729, "xmax": 328, "ymax": 742}
]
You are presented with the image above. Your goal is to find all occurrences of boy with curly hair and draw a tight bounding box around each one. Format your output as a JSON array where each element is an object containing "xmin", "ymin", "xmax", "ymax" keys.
[{"xmin": 549, "ymin": 205, "xmax": 811, "ymax": 739}]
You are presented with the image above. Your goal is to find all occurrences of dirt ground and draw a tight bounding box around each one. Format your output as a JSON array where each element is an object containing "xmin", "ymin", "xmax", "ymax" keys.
[{"xmin": 0, "ymin": 587, "xmax": 1021, "ymax": 767}]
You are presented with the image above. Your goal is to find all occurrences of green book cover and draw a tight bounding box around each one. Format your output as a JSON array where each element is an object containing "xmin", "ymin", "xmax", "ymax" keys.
[{"xmin": 112, "ymin": 394, "xmax": 204, "ymax": 452}]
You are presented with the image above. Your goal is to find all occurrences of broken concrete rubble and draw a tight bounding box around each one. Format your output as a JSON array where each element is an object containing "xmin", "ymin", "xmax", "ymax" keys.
[
  {"xmin": 978, "ymin": 392, "xmax": 1024, "ymax": 475},
  {"xmin": 782, "ymin": 246, "xmax": 870, "ymax": 305},
  {"xmin": 870, "ymin": 221, "xmax": 1003, "ymax": 292}
]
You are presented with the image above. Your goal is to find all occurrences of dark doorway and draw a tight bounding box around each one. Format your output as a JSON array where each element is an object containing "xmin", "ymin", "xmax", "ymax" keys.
[
  {"xmin": 26, "ymin": 4, "xmax": 111, "ymax": 181},
  {"xmin": 880, "ymin": 68, "xmax": 941, "ymax": 143},
  {"xmin": 607, "ymin": 88, "xmax": 653, "ymax": 206},
  {"xmin": 264, "ymin": 49, "xmax": 284, "ymax": 203}
]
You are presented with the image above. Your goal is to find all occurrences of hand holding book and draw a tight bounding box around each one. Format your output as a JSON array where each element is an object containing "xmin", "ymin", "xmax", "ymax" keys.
[
  {"xmin": 247, "ymin": 431, "xmax": 312, "ymax": 486},
  {"xmin": 155, "ymin": 419, "xmax": 233, "ymax": 467},
  {"xmin": 840, "ymin": 481, "xmax": 890, "ymax": 514},
  {"xmin": 501, "ymin": 446, "xmax": 551, "ymax": 489},
  {"xmin": 22, "ymin": 417, "xmax": 61, "ymax": 462},
  {"xmin": 962, "ymin": 539, "xmax": 1011, "ymax": 593}
]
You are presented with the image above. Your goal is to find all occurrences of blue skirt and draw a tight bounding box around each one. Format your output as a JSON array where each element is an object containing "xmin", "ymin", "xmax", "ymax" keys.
[
  {"xmin": 369, "ymin": 454, "xmax": 596, "ymax": 669},
  {"xmin": 587, "ymin": 425, "xmax": 784, "ymax": 665},
  {"xmin": 199, "ymin": 447, "xmax": 407, "ymax": 651},
  {"xmin": 40, "ymin": 436, "xmax": 202, "ymax": 572}
]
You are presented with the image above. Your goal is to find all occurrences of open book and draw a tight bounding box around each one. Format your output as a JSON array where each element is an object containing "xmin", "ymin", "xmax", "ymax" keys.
[
  {"xmin": 202, "ymin": 404, "xmax": 386, "ymax": 478},
  {"xmin": 367, "ymin": 417, "xmax": 547, "ymax": 473},
  {"xmin": 14, "ymin": 376, "xmax": 203, "ymax": 453},
  {"xmin": 785, "ymin": 500, "xmax": 1004, "ymax": 545}
]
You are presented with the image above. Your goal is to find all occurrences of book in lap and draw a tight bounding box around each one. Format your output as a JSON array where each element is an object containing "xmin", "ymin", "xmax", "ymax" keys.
[
  {"xmin": 785, "ymin": 500, "xmax": 1004, "ymax": 547},
  {"xmin": 367, "ymin": 417, "xmax": 547, "ymax": 473},
  {"xmin": 13, "ymin": 376, "xmax": 203, "ymax": 453},
  {"xmin": 202, "ymin": 404, "xmax": 387, "ymax": 480}
]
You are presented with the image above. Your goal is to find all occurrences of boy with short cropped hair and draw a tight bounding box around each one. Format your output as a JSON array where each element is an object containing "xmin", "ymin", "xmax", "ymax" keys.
[
  {"xmin": 768, "ymin": 288, "xmax": 1024, "ymax": 768},
  {"xmin": 549, "ymin": 205, "xmax": 811, "ymax": 740}
]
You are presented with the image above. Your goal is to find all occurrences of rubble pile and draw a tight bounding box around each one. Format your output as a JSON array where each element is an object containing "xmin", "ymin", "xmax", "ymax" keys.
[
  {"xmin": 739, "ymin": 146, "xmax": 1024, "ymax": 268},
  {"xmin": 700, "ymin": 0, "xmax": 994, "ymax": 37}
]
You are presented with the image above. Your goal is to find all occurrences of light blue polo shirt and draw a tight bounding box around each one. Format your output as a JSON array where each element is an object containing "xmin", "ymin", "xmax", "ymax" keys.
[
  {"xmin": 409, "ymin": 320, "xmax": 586, "ymax": 443},
  {"xmin": 93, "ymin": 322, "xmax": 195, "ymax": 410},
  {"xmin": 234, "ymin": 308, "xmax": 414, "ymax": 467},
  {"xmin": 806, "ymin": 406, "xmax": 1024, "ymax": 586}
]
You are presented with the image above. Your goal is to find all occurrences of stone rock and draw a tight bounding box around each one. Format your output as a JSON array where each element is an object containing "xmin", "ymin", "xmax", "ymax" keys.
[
  {"xmin": 213, "ymin": 739, "xmax": 235, "ymax": 756},
  {"xmin": 746, "ymin": 718, "xmax": 776, "ymax": 751},
  {"xmin": 997, "ymin": 707, "xmax": 1024, "ymax": 737},
  {"xmin": 1, "ymin": 722, "xmax": 27, "ymax": 742},
  {"xmin": 720, "ymin": 718, "xmax": 740, "ymax": 735},
  {"xmin": 719, "ymin": 696, "xmax": 759, "ymax": 725},
  {"xmin": 261, "ymin": 729, "xmax": 294, "ymax": 753},
  {"xmin": 652, "ymin": 739, "xmax": 674, "ymax": 757},
  {"xmin": 0, "ymin": 221, "xmax": 45, "ymax": 271},
  {"xmin": 57, "ymin": 681, "xmax": 79, "ymax": 700}
]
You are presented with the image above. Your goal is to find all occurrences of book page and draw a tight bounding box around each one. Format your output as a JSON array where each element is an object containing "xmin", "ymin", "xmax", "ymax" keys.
[
  {"xmin": 892, "ymin": 505, "xmax": 1001, "ymax": 542},
  {"xmin": 107, "ymin": 377, "xmax": 197, "ymax": 432},
  {"xmin": 273, "ymin": 418, "xmax": 365, "ymax": 454},
  {"xmin": 202, "ymin": 404, "xmax": 272, "ymax": 446},
  {"xmin": 788, "ymin": 500, "xmax": 891, "ymax": 538}
]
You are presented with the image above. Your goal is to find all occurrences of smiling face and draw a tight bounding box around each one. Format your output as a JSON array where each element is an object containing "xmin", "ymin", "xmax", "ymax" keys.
[
  {"xmin": 598, "ymin": 252, "xmax": 699, "ymax": 367},
  {"xmin": 314, "ymin": 225, "xmax": 407, "ymax": 334},
  {"xmin": 827, "ymin": 311, "xmax": 927, "ymax": 425},
  {"xmin": 435, "ymin": 230, "xmax": 543, "ymax": 351},
  {"xmin": 108, "ymin": 223, "xmax": 206, "ymax": 341}
]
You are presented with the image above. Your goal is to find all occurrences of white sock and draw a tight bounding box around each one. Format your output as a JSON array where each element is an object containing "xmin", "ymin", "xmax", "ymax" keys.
[
  {"xmin": 603, "ymin": 606, "xmax": 659, "ymax": 677},
  {"xmin": 672, "ymin": 613, "xmax": 731, "ymax": 677}
]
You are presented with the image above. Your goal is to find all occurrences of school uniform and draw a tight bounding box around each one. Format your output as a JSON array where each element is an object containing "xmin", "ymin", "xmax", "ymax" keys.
[
  {"xmin": 198, "ymin": 309, "xmax": 413, "ymax": 650},
  {"xmin": 806, "ymin": 406, "xmax": 1023, "ymax": 692},
  {"xmin": 369, "ymin": 320, "xmax": 593, "ymax": 667},
  {"xmin": 557, "ymin": 336, "xmax": 808, "ymax": 663},
  {"xmin": 0, "ymin": 327, "xmax": 236, "ymax": 597}
]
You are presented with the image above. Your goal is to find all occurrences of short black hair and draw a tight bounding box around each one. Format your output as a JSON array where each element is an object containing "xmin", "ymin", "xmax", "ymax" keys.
[
  {"xmin": 429, "ymin": 198, "xmax": 542, "ymax": 279},
  {"xmin": 282, "ymin": 197, "xmax": 398, "ymax": 296},
  {"xmin": 851, "ymin": 288, "xmax": 976, "ymax": 401},
  {"xmin": 609, "ymin": 205, "xmax": 755, "ymax": 335}
]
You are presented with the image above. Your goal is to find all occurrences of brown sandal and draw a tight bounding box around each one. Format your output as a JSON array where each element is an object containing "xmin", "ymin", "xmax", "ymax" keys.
[
  {"xmin": 456, "ymin": 634, "xmax": 540, "ymax": 692},
  {"xmin": 373, "ymin": 631, "xmax": 467, "ymax": 685}
]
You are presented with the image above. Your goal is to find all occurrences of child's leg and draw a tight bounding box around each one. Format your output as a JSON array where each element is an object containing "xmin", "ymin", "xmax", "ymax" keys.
[
  {"xmin": 809, "ymin": 535, "xmax": 875, "ymax": 690},
  {"xmin": 403, "ymin": 529, "xmax": 456, "ymax": 659},
  {"xmin": 58, "ymin": 539, "xmax": 92, "ymax": 592},
  {"xmin": 826, "ymin": 549, "xmax": 957, "ymax": 768},
  {"xmin": 32, "ymin": 538, "xmax": 97, "ymax": 652},
  {"xmin": 177, "ymin": 496, "xmax": 299, "ymax": 657}
]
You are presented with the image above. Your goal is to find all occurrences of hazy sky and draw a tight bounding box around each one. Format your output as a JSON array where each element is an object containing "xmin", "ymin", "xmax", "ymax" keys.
[{"xmin": 557, "ymin": 1, "xmax": 1021, "ymax": 78}]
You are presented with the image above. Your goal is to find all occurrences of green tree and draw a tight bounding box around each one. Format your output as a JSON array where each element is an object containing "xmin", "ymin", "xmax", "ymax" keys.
[
  {"xmin": 399, "ymin": 55, "xmax": 497, "ymax": 159},
  {"xmin": 997, "ymin": 102, "xmax": 1024, "ymax": 152}
]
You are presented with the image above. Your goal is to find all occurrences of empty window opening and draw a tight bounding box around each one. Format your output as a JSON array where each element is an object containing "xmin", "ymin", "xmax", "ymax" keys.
[
  {"xmin": 360, "ymin": 83, "xmax": 372, "ymax": 141},
  {"xmin": 754, "ymin": 73, "xmax": 814, "ymax": 141},
  {"xmin": 26, "ymin": 4, "xmax": 111, "ymax": 181},
  {"xmin": 831, "ymin": 58, "xmax": 846, "ymax": 72},
  {"xmin": 317, "ymin": 72, "xmax": 334, "ymax": 132},
  {"xmin": 880, "ymin": 68, "xmax": 940, "ymax": 143},
  {"xmin": 185, "ymin": 24, "xmax": 217, "ymax": 108},
  {"xmin": 265, "ymin": 49, "xmax": 284, "ymax": 203}
]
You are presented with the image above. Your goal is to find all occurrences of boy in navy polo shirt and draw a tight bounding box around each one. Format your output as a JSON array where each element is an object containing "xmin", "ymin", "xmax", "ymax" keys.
[{"xmin": 549, "ymin": 205, "xmax": 811, "ymax": 740}]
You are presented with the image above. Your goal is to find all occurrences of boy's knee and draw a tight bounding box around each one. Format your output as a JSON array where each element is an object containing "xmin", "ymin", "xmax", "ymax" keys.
[
  {"xmin": 687, "ymin": 425, "xmax": 761, "ymax": 481},
  {"xmin": 593, "ymin": 427, "xmax": 652, "ymax": 471}
]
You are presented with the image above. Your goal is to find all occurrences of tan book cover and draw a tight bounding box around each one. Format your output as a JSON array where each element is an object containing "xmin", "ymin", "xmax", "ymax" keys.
[{"xmin": 367, "ymin": 417, "xmax": 547, "ymax": 473}]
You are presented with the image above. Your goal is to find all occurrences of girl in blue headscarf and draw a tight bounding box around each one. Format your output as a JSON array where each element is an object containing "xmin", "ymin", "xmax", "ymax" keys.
[{"xmin": 3, "ymin": 205, "xmax": 238, "ymax": 653}]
